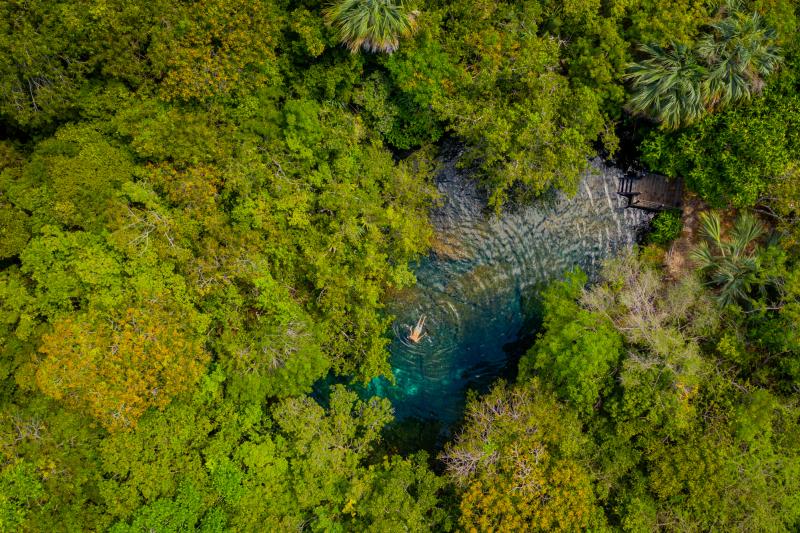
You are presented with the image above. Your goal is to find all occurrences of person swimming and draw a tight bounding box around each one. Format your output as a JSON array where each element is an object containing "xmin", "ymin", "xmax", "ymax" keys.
[{"xmin": 406, "ymin": 315, "xmax": 427, "ymax": 343}]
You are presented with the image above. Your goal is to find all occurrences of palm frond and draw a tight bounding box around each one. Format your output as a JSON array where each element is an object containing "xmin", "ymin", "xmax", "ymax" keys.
[
  {"xmin": 690, "ymin": 242, "xmax": 717, "ymax": 271},
  {"xmin": 324, "ymin": 0, "xmax": 418, "ymax": 54},
  {"xmin": 690, "ymin": 210, "xmax": 770, "ymax": 307},
  {"xmin": 625, "ymin": 43, "xmax": 707, "ymax": 129},
  {"xmin": 698, "ymin": 211, "xmax": 724, "ymax": 252},
  {"xmin": 697, "ymin": 4, "xmax": 782, "ymax": 108},
  {"xmin": 730, "ymin": 212, "xmax": 764, "ymax": 256}
]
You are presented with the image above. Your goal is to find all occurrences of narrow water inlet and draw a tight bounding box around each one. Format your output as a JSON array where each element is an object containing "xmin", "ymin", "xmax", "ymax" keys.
[{"xmin": 369, "ymin": 155, "xmax": 653, "ymax": 425}]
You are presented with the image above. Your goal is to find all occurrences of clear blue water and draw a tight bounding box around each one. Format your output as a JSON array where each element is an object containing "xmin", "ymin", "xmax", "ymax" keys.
[{"xmin": 370, "ymin": 155, "xmax": 651, "ymax": 426}]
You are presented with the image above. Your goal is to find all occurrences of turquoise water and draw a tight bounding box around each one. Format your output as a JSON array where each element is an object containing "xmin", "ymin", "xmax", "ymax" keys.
[{"xmin": 371, "ymin": 155, "xmax": 651, "ymax": 426}]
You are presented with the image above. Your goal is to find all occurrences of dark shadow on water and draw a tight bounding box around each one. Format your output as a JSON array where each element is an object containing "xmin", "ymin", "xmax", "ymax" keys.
[
  {"xmin": 380, "ymin": 417, "xmax": 445, "ymax": 462},
  {"xmin": 499, "ymin": 281, "xmax": 547, "ymax": 384}
]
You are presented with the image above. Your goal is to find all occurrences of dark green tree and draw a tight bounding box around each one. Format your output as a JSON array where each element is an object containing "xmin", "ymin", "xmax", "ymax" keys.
[{"xmin": 519, "ymin": 269, "xmax": 624, "ymax": 416}]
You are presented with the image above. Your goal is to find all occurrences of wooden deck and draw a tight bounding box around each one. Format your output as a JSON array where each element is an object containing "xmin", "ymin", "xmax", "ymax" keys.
[{"xmin": 618, "ymin": 173, "xmax": 683, "ymax": 211}]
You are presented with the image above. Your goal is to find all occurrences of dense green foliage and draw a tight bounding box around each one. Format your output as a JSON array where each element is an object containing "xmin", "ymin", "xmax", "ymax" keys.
[
  {"xmin": 641, "ymin": 22, "xmax": 800, "ymax": 207},
  {"xmin": 437, "ymin": 247, "xmax": 800, "ymax": 531},
  {"xmin": 648, "ymin": 209, "xmax": 684, "ymax": 244},
  {"xmin": 642, "ymin": 64, "xmax": 800, "ymax": 206},
  {"xmin": 1, "ymin": 0, "xmax": 799, "ymax": 530},
  {"xmin": 519, "ymin": 269, "xmax": 624, "ymax": 415},
  {"xmin": 442, "ymin": 381, "xmax": 607, "ymax": 531}
]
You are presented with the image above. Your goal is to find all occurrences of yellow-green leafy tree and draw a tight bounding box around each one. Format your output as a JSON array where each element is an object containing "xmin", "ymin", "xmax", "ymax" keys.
[
  {"xmin": 36, "ymin": 300, "xmax": 209, "ymax": 431},
  {"xmin": 442, "ymin": 381, "xmax": 606, "ymax": 532}
]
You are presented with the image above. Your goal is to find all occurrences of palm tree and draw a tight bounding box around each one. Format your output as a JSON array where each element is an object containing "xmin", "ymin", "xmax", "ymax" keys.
[
  {"xmin": 690, "ymin": 211, "xmax": 766, "ymax": 306},
  {"xmin": 697, "ymin": 4, "xmax": 782, "ymax": 108},
  {"xmin": 625, "ymin": 3, "xmax": 781, "ymax": 129},
  {"xmin": 324, "ymin": 0, "xmax": 419, "ymax": 54},
  {"xmin": 625, "ymin": 43, "xmax": 708, "ymax": 130}
]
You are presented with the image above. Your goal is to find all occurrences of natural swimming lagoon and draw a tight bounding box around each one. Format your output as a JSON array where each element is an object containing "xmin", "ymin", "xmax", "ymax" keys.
[{"xmin": 370, "ymin": 155, "xmax": 652, "ymax": 426}]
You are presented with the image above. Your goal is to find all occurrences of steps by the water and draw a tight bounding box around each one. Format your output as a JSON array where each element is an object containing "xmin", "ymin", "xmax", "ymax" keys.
[{"xmin": 618, "ymin": 173, "xmax": 683, "ymax": 211}]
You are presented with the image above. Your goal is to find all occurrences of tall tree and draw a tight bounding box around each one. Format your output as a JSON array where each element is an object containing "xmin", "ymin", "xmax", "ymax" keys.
[
  {"xmin": 36, "ymin": 299, "xmax": 209, "ymax": 431},
  {"xmin": 697, "ymin": 5, "xmax": 782, "ymax": 108},
  {"xmin": 626, "ymin": 4, "xmax": 782, "ymax": 129},
  {"xmin": 441, "ymin": 381, "xmax": 607, "ymax": 532},
  {"xmin": 324, "ymin": 0, "xmax": 418, "ymax": 53},
  {"xmin": 625, "ymin": 43, "xmax": 708, "ymax": 129},
  {"xmin": 518, "ymin": 269, "xmax": 624, "ymax": 417}
]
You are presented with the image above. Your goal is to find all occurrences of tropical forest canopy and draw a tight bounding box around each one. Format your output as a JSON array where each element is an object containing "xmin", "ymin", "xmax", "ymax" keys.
[{"xmin": 1, "ymin": 0, "xmax": 800, "ymax": 530}]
